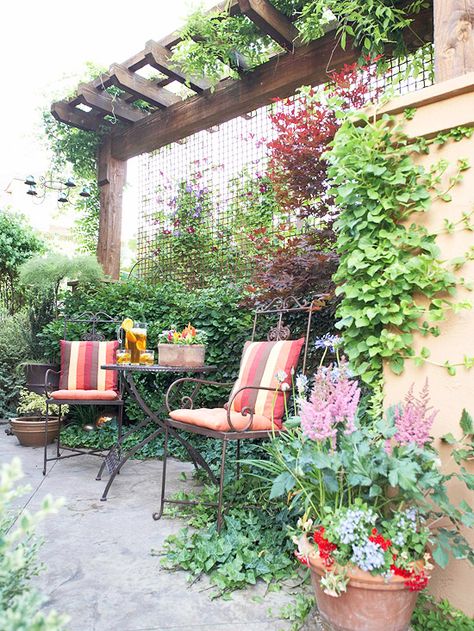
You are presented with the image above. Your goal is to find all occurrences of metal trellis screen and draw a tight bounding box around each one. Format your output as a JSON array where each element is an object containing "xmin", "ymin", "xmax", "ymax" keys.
[{"xmin": 137, "ymin": 48, "xmax": 434, "ymax": 286}]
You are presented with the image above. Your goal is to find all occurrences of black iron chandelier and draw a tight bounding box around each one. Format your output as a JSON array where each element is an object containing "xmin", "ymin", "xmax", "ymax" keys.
[{"xmin": 24, "ymin": 174, "xmax": 91, "ymax": 204}]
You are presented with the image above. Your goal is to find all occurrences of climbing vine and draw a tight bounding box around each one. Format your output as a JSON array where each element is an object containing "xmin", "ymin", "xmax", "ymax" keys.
[
  {"xmin": 326, "ymin": 109, "xmax": 474, "ymax": 388},
  {"xmin": 171, "ymin": 0, "xmax": 429, "ymax": 86},
  {"xmin": 42, "ymin": 107, "xmax": 102, "ymax": 254}
]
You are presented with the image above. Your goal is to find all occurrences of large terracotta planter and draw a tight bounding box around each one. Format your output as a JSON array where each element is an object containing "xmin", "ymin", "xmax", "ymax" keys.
[
  {"xmin": 299, "ymin": 535, "xmax": 420, "ymax": 631},
  {"xmin": 10, "ymin": 416, "xmax": 60, "ymax": 447},
  {"xmin": 158, "ymin": 344, "xmax": 206, "ymax": 367}
]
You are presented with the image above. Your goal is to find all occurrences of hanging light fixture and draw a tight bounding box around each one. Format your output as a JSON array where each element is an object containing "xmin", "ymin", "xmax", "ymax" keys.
[{"xmin": 23, "ymin": 173, "xmax": 91, "ymax": 206}]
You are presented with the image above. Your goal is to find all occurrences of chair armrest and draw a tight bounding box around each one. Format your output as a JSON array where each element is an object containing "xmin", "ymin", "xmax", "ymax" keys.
[
  {"xmin": 165, "ymin": 377, "xmax": 234, "ymax": 414},
  {"xmin": 44, "ymin": 369, "xmax": 61, "ymax": 398},
  {"xmin": 226, "ymin": 385, "xmax": 282, "ymax": 432}
]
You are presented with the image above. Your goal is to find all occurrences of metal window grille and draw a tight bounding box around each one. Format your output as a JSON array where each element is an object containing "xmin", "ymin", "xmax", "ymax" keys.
[{"xmin": 137, "ymin": 47, "xmax": 434, "ymax": 286}]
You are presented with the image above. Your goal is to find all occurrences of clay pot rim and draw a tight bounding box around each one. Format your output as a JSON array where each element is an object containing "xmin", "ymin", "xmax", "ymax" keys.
[
  {"xmin": 299, "ymin": 534, "xmax": 423, "ymax": 592},
  {"xmin": 157, "ymin": 343, "xmax": 206, "ymax": 348},
  {"xmin": 10, "ymin": 416, "xmax": 60, "ymax": 423}
]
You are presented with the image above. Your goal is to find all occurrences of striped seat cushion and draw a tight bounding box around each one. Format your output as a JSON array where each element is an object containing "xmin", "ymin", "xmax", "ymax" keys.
[
  {"xmin": 230, "ymin": 338, "xmax": 305, "ymax": 422},
  {"xmin": 59, "ymin": 340, "xmax": 119, "ymax": 391}
]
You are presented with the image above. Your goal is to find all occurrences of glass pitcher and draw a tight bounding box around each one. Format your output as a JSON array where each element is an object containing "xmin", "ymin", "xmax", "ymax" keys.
[{"xmin": 125, "ymin": 322, "xmax": 147, "ymax": 365}]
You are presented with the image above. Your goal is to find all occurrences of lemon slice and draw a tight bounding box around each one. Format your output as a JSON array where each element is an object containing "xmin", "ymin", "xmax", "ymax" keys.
[
  {"xmin": 121, "ymin": 317, "xmax": 133, "ymax": 331},
  {"xmin": 136, "ymin": 339, "xmax": 146, "ymax": 351},
  {"xmin": 126, "ymin": 330, "xmax": 137, "ymax": 343}
]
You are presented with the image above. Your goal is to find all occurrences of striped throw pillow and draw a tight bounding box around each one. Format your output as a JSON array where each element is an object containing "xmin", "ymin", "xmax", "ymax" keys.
[
  {"xmin": 59, "ymin": 340, "xmax": 119, "ymax": 391},
  {"xmin": 230, "ymin": 338, "xmax": 305, "ymax": 423}
]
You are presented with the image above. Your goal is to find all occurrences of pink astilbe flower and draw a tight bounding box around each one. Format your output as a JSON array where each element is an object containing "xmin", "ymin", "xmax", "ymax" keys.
[
  {"xmin": 393, "ymin": 381, "xmax": 437, "ymax": 448},
  {"xmin": 300, "ymin": 362, "xmax": 360, "ymax": 445}
]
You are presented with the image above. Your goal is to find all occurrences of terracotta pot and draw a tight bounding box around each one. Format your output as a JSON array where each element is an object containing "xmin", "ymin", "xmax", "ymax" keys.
[
  {"xmin": 158, "ymin": 344, "xmax": 206, "ymax": 367},
  {"xmin": 10, "ymin": 416, "xmax": 60, "ymax": 447},
  {"xmin": 299, "ymin": 535, "xmax": 420, "ymax": 631},
  {"xmin": 24, "ymin": 363, "xmax": 59, "ymax": 394}
]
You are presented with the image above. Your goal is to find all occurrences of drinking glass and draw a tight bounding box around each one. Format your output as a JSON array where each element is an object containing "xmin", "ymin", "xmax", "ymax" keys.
[
  {"xmin": 116, "ymin": 349, "xmax": 131, "ymax": 365},
  {"xmin": 139, "ymin": 349, "xmax": 155, "ymax": 366}
]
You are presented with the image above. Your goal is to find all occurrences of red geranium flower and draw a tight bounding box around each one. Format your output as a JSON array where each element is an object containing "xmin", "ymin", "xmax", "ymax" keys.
[
  {"xmin": 313, "ymin": 526, "xmax": 337, "ymax": 567},
  {"xmin": 369, "ymin": 528, "xmax": 392, "ymax": 551}
]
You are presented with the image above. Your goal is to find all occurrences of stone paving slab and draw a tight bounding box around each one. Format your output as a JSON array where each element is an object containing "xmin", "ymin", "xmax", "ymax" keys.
[{"xmin": 0, "ymin": 430, "xmax": 320, "ymax": 631}]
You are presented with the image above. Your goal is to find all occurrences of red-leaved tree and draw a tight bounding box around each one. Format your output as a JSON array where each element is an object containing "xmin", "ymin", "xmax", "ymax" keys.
[{"xmin": 267, "ymin": 60, "xmax": 381, "ymax": 220}]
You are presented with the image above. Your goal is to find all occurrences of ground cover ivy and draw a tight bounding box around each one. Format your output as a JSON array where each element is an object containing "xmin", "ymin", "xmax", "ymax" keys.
[
  {"xmin": 411, "ymin": 594, "xmax": 474, "ymax": 631},
  {"xmin": 326, "ymin": 110, "xmax": 474, "ymax": 390}
]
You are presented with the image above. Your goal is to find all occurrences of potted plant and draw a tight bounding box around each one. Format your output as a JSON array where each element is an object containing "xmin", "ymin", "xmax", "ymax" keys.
[
  {"xmin": 9, "ymin": 390, "xmax": 68, "ymax": 447},
  {"xmin": 257, "ymin": 355, "xmax": 474, "ymax": 631},
  {"xmin": 158, "ymin": 324, "xmax": 207, "ymax": 367}
]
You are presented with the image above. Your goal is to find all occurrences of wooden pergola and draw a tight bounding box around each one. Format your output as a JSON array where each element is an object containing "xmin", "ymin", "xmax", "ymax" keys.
[{"xmin": 51, "ymin": 0, "xmax": 474, "ymax": 278}]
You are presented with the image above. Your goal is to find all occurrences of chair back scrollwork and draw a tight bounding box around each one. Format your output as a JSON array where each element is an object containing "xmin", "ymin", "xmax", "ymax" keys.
[
  {"xmin": 251, "ymin": 295, "xmax": 330, "ymax": 373},
  {"xmin": 63, "ymin": 311, "xmax": 122, "ymax": 342}
]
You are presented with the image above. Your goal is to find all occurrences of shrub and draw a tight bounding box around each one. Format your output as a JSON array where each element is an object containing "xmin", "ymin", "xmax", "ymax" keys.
[
  {"xmin": 19, "ymin": 254, "xmax": 104, "ymax": 360},
  {"xmin": 0, "ymin": 458, "xmax": 67, "ymax": 630},
  {"xmin": 38, "ymin": 280, "xmax": 254, "ymax": 417},
  {"xmin": 0, "ymin": 311, "xmax": 30, "ymax": 417},
  {"xmin": 0, "ymin": 209, "xmax": 44, "ymax": 314}
]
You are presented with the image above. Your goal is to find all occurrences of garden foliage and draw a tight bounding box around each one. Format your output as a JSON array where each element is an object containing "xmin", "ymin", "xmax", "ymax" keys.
[
  {"xmin": 0, "ymin": 458, "xmax": 66, "ymax": 630},
  {"xmin": 0, "ymin": 311, "xmax": 30, "ymax": 418},
  {"xmin": 267, "ymin": 62, "xmax": 379, "ymax": 221},
  {"xmin": 411, "ymin": 594, "xmax": 474, "ymax": 631},
  {"xmin": 327, "ymin": 111, "xmax": 474, "ymax": 387},
  {"xmin": 42, "ymin": 92, "xmax": 102, "ymax": 253},
  {"xmin": 38, "ymin": 280, "xmax": 254, "ymax": 421},
  {"xmin": 19, "ymin": 253, "xmax": 104, "ymax": 361},
  {"xmin": 171, "ymin": 1, "xmax": 429, "ymax": 86},
  {"xmin": 0, "ymin": 209, "xmax": 44, "ymax": 313}
]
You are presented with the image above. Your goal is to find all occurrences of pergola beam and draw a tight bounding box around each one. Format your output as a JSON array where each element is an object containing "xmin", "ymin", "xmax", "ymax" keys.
[
  {"xmin": 110, "ymin": 4, "xmax": 433, "ymax": 161},
  {"xmin": 78, "ymin": 84, "xmax": 147, "ymax": 123},
  {"xmin": 51, "ymin": 100, "xmax": 103, "ymax": 132},
  {"xmin": 109, "ymin": 63, "xmax": 181, "ymax": 107},
  {"xmin": 238, "ymin": 0, "xmax": 300, "ymax": 51},
  {"xmin": 144, "ymin": 41, "xmax": 211, "ymax": 93}
]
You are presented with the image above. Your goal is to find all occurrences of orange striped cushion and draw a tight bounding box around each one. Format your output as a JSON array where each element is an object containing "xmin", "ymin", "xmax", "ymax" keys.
[
  {"xmin": 169, "ymin": 408, "xmax": 280, "ymax": 432},
  {"xmin": 59, "ymin": 340, "xmax": 119, "ymax": 391},
  {"xmin": 51, "ymin": 389, "xmax": 119, "ymax": 401},
  {"xmin": 230, "ymin": 338, "xmax": 305, "ymax": 422}
]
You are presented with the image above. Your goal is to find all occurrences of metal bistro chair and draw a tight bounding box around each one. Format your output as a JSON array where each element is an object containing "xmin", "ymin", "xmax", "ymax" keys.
[
  {"xmin": 43, "ymin": 312, "xmax": 124, "ymax": 479},
  {"xmin": 155, "ymin": 296, "xmax": 324, "ymax": 531}
]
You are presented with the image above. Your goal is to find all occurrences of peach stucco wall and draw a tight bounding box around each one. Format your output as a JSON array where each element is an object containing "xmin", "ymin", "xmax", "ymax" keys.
[{"xmin": 382, "ymin": 73, "xmax": 474, "ymax": 616}]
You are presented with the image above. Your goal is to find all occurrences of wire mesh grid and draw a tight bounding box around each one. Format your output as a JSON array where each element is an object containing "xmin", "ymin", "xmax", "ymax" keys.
[{"xmin": 137, "ymin": 47, "xmax": 434, "ymax": 287}]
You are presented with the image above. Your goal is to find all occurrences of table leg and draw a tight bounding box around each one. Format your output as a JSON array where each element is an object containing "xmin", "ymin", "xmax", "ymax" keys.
[{"xmin": 100, "ymin": 371, "xmax": 217, "ymax": 501}]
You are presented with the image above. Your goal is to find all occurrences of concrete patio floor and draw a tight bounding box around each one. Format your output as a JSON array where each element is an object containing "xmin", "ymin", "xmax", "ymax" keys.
[{"xmin": 1, "ymin": 429, "xmax": 319, "ymax": 631}]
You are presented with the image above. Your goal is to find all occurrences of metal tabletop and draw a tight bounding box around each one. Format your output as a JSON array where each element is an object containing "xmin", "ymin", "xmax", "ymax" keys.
[{"xmin": 101, "ymin": 363, "xmax": 216, "ymax": 373}]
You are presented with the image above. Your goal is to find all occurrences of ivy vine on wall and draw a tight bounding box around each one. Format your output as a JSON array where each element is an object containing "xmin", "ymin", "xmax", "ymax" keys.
[{"xmin": 326, "ymin": 108, "xmax": 474, "ymax": 388}]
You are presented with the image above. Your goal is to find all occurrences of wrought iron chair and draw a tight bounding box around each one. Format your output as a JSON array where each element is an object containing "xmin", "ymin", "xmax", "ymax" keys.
[
  {"xmin": 154, "ymin": 296, "xmax": 324, "ymax": 531},
  {"xmin": 43, "ymin": 312, "xmax": 124, "ymax": 478}
]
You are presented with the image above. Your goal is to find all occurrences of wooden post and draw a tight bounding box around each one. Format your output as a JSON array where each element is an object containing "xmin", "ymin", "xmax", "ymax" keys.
[
  {"xmin": 434, "ymin": 0, "xmax": 474, "ymax": 81},
  {"xmin": 97, "ymin": 136, "xmax": 127, "ymax": 279}
]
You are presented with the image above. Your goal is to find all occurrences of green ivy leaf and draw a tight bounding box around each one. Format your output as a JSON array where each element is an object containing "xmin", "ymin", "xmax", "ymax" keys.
[
  {"xmin": 432, "ymin": 544, "xmax": 449, "ymax": 568},
  {"xmin": 459, "ymin": 408, "xmax": 474, "ymax": 434}
]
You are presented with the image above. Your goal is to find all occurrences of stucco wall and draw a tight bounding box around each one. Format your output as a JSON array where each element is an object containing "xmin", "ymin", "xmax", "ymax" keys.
[{"xmin": 382, "ymin": 73, "xmax": 474, "ymax": 616}]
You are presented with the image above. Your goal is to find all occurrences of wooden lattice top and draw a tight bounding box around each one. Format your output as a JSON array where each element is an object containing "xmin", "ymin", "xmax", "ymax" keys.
[{"xmin": 51, "ymin": 0, "xmax": 433, "ymax": 160}]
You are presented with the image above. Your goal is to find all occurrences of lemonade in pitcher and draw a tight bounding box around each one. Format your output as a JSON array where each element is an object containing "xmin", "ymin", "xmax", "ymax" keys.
[{"xmin": 121, "ymin": 319, "xmax": 147, "ymax": 365}]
